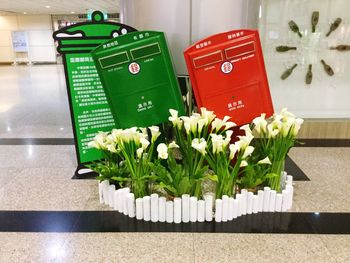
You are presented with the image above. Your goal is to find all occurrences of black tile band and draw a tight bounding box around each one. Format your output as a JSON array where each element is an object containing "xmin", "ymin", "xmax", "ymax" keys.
[
  {"xmin": 0, "ymin": 138, "xmax": 349, "ymax": 147},
  {"xmin": 0, "ymin": 211, "xmax": 349, "ymax": 234},
  {"xmin": 296, "ymin": 139, "xmax": 350, "ymax": 147},
  {"xmin": 285, "ymin": 156, "xmax": 309, "ymax": 181},
  {"xmin": 0, "ymin": 138, "xmax": 75, "ymax": 145}
]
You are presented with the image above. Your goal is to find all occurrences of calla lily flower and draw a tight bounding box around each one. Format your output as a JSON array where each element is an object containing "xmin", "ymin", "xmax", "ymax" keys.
[
  {"xmin": 169, "ymin": 141, "xmax": 179, "ymax": 149},
  {"xmin": 149, "ymin": 126, "xmax": 161, "ymax": 142},
  {"xmin": 157, "ymin": 143, "xmax": 168, "ymax": 159},
  {"xmin": 191, "ymin": 138, "xmax": 207, "ymax": 155},
  {"xmin": 258, "ymin": 157, "xmax": 271, "ymax": 165},
  {"xmin": 136, "ymin": 147, "xmax": 143, "ymax": 158}
]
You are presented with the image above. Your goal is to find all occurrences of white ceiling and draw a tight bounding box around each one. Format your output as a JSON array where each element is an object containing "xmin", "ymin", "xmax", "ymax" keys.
[{"xmin": 0, "ymin": 0, "xmax": 119, "ymax": 15}]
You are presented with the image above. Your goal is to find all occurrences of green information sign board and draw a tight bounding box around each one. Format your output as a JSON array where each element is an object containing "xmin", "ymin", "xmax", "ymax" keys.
[
  {"xmin": 91, "ymin": 31, "xmax": 185, "ymax": 128},
  {"xmin": 53, "ymin": 11, "xmax": 137, "ymax": 175}
]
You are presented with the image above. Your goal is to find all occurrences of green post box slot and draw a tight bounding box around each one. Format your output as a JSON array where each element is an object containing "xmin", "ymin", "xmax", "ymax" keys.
[
  {"xmin": 53, "ymin": 11, "xmax": 137, "ymax": 175},
  {"xmin": 91, "ymin": 31, "xmax": 185, "ymax": 129}
]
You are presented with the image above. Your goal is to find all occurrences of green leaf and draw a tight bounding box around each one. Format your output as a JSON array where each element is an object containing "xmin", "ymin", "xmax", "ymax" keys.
[
  {"xmin": 205, "ymin": 174, "xmax": 218, "ymax": 182},
  {"xmin": 265, "ymin": 173, "xmax": 278, "ymax": 179},
  {"xmin": 111, "ymin": 176, "xmax": 130, "ymax": 182}
]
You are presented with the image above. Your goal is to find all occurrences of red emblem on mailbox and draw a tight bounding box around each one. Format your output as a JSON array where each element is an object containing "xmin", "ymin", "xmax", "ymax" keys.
[
  {"xmin": 184, "ymin": 29, "xmax": 274, "ymax": 126},
  {"xmin": 129, "ymin": 62, "xmax": 140, "ymax": 74}
]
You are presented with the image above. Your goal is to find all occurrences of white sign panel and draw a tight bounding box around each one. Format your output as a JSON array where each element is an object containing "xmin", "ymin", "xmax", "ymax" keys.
[{"xmin": 11, "ymin": 31, "xmax": 28, "ymax": 52}]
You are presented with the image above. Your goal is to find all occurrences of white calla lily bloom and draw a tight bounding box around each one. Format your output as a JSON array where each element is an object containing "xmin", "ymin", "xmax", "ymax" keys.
[
  {"xmin": 88, "ymin": 131, "xmax": 108, "ymax": 150},
  {"xmin": 157, "ymin": 143, "xmax": 168, "ymax": 159},
  {"xmin": 225, "ymin": 121, "xmax": 237, "ymax": 130},
  {"xmin": 236, "ymin": 133, "xmax": 254, "ymax": 150},
  {"xmin": 223, "ymin": 130, "xmax": 233, "ymax": 147},
  {"xmin": 87, "ymin": 140, "xmax": 99, "ymax": 149},
  {"xmin": 149, "ymin": 126, "xmax": 161, "ymax": 142},
  {"xmin": 229, "ymin": 144, "xmax": 239, "ymax": 160},
  {"xmin": 191, "ymin": 138, "xmax": 207, "ymax": 155},
  {"xmin": 169, "ymin": 141, "xmax": 179, "ymax": 149},
  {"xmin": 267, "ymin": 124, "xmax": 280, "ymax": 138},
  {"xmin": 140, "ymin": 137, "xmax": 150, "ymax": 150},
  {"xmin": 181, "ymin": 116, "xmax": 191, "ymax": 134},
  {"xmin": 211, "ymin": 116, "xmax": 232, "ymax": 132},
  {"xmin": 292, "ymin": 118, "xmax": 304, "ymax": 136},
  {"xmin": 200, "ymin": 107, "xmax": 216, "ymax": 124},
  {"xmin": 257, "ymin": 157, "xmax": 271, "ymax": 165},
  {"xmin": 242, "ymin": 145, "xmax": 254, "ymax": 159},
  {"xmin": 197, "ymin": 118, "xmax": 207, "ymax": 134},
  {"xmin": 240, "ymin": 124, "xmax": 253, "ymax": 136},
  {"xmin": 106, "ymin": 143, "xmax": 117, "ymax": 153},
  {"xmin": 136, "ymin": 147, "xmax": 143, "ymax": 159},
  {"xmin": 280, "ymin": 108, "xmax": 295, "ymax": 118},
  {"xmin": 169, "ymin": 109, "xmax": 182, "ymax": 128},
  {"xmin": 210, "ymin": 134, "xmax": 225, "ymax": 154},
  {"xmin": 281, "ymin": 118, "xmax": 295, "ymax": 137},
  {"xmin": 252, "ymin": 113, "xmax": 267, "ymax": 134},
  {"xmin": 240, "ymin": 160, "xmax": 248, "ymax": 167}
]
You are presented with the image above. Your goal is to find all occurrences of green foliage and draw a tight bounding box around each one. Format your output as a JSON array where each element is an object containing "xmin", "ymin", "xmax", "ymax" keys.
[
  {"xmin": 237, "ymin": 161, "xmax": 271, "ymax": 190},
  {"xmin": 153, "ymin": 149, "xmax": 216, "ymax": 198}
]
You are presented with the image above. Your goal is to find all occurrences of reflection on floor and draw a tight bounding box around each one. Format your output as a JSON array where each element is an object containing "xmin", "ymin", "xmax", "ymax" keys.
[
  {"xmin": 0, "ymin": 65, "xmax": 349, "ymax": 262},
  {"xmin": 0, "ymin": 65, "xmax": 72, "ymax": 138}
]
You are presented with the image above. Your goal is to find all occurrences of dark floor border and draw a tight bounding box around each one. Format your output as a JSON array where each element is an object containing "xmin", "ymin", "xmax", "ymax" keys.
[
  {"xmin": 0, "ymin": 211, "xmax": 349, "ymax": 234},
  {"xmin": 296, "ymin": 139, "xmax": 350, "ymax": 147},
  {"xmin": 0, "ymin": 138, "xmax": 74, "ymax": 145},
  {"xmin": 1, "ymin": 138, "xmax": 349, "ymax": 147},
  {"xmin": 285, "ymin": 155, "xmax": 309, "ymax": 181}
]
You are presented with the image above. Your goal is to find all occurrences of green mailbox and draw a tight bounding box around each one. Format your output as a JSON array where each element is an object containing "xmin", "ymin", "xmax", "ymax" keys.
[{"xmin": 91, "ymin": 31, "xmax": 185, "ymax": 128}]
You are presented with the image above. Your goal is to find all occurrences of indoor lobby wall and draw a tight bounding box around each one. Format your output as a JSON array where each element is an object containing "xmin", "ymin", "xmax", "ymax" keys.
[
  {"xmin": 259, "ymin": 0, "xmax": 350, "ymax": 139},
  {"xmin": 0, "ymin": 15, "xmax": 56, "ymax": 63}
]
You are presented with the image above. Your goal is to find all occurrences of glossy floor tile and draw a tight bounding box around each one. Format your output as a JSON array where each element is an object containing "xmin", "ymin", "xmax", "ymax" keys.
[
  {"xmin": 0, "ymin": 65, "xmax": 73, "ymax": 138},
  {"xmin": 289, "ymin": 147, "xmax": 350, "ymax": 212},
  {"xmin": 0, "ymin": 233, "xmax": 346, "ymax": 263},
  {"xmin": 0, "ymin": 232, "xmax": 68, "ymax": 263},
  {"xmin": 193, "ymin": 233, "xmax": 336, "ymax": 263},
  {"xmin": 0, "ymin": 145, "xmax": 77, "ymax": 169},
  {"xmin": 0, "ymin": 168, "xmax": 95, "ymax": 210},
  {"xmin": 53, "ymin": 233, "xmax": 195, "ymax": 263}
]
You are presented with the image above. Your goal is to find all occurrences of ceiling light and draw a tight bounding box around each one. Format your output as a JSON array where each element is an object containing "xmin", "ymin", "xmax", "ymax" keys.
[
  {"xmin": 45, "ymin": 5, "xmax": 50, "ymax": 8},
  {"xmin": 23, "ymin": 12, "xmax": 27, "ymax": 14},
  {"xmin": 71, "ymin": 11, "xmax": 75, "ymax": 14}
]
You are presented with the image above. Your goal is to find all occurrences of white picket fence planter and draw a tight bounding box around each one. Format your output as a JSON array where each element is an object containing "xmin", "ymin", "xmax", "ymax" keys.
[{"xmin": 98, "ymin": 172, "xmax": 294, "ymax": 223}]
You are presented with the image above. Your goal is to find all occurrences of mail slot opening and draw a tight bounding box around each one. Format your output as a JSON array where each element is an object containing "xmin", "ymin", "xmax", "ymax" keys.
[
  {"xmin": 225, "ymin": 42, "xmax": 255, "ymax": 59},
  {"xmin": 99, "ymin": 51, "xmax": 129, "ymax": 69},
  {"xmin": 130, "ymin": 43, "xmax": 161, "ymax": 60},
  {"xmin": 193, "ymin": 50, "xmax": 223, "ymax": 68}
]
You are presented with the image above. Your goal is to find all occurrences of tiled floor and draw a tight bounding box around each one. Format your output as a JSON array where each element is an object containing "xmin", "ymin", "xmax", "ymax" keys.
[
  {"xmin": 0, "ymin": 65, "xmax": 73, "ymax": 138},
  {"xmin": 0, "ymin": 65, "xmax": 349, "ymax": 262}
]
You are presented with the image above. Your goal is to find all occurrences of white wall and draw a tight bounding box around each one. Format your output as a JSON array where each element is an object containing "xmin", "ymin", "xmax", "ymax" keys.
[
  {"xmin": 0, "ymin": 15, "xmax": 56, "ymax": 63},
  {"xmin": 191, "ymin": 0, "xmax": 260, "ymax": 42},
  {"xmin": 120, "ymin": 0, "xmax": 260, "ymax": 75},
  {"xmin": 120, "ymin": 0, "xmax": 191, "ymax": 75}
]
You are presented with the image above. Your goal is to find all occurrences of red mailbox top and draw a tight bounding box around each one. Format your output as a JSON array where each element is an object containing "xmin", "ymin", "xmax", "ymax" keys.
[{"xmin": 184, "ymin": 29, "xmax": 273, "ymax": 126}]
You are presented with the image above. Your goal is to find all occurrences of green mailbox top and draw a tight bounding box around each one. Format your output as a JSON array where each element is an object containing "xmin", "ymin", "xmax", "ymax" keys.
[
  {"xmin": 53, "ymin": 11, "xmax": 136, "ymax": 54},
  {"xmin": 91, "ymin": 30, "xmax": 185, "ymax": 128}
]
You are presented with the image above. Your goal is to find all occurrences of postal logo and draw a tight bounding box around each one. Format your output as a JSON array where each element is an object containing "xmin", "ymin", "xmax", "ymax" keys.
[
  {"xmin": 129, "ymin": 62, "xmax": 140, "ymax": 74},
  {"xmin": 221, "ymin": 61, "xmax": 233, "ymax": 74}
]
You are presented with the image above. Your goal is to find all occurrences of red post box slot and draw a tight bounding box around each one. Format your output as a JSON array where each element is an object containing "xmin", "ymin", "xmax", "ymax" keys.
[
  {"xmin": 192, "ymin": 50, "xmax": 223, "ymax": 69},
  {"xmin": 225, "ymin": 41, "xmax": 255, "ymax": 60}
]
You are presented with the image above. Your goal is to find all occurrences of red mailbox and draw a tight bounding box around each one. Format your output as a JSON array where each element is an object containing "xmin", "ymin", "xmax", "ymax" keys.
[{"xmin": 184, "ymin": 29, "xmax": 273, "ymax": 125}]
